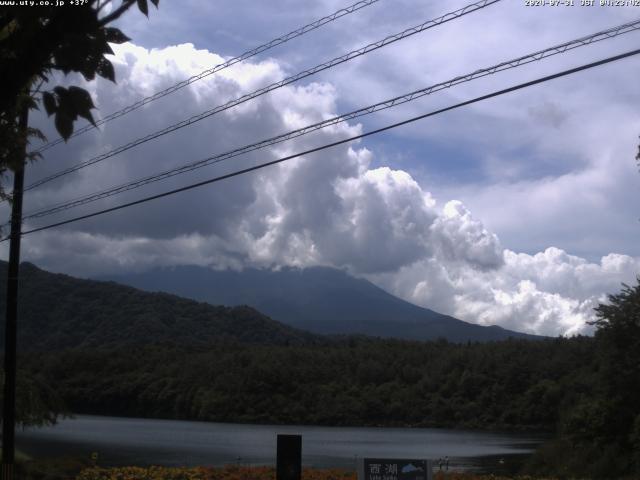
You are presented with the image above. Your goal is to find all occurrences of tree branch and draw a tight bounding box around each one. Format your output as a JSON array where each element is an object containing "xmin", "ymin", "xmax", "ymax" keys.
[{"xmin": 98, "ymin": 0, "xmax": 136, "ymax": 27}]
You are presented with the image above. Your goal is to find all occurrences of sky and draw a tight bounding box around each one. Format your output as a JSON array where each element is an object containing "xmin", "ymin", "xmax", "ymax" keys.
[{"xmin": 2, "ymin": 0, "xmax": 640, "ymax": 336}]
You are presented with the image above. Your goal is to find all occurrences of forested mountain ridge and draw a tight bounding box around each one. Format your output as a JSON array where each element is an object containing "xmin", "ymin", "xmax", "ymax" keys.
[
  {"xmin": 3, "ymin": 261, "xmax": 639, "ymax": 477},
  {"xmin": 102, "ymin": 265, "xmax": 541, "ymax": 342},
  {"xmin": 0, "ymin": 261, "xmax": 317, "ymax": 351},
  {"xmin": 0, "ymin": 260, "xmax": 539, "ymax": 348},
  {"xmin": 24, "ymin": 336, "xmax": 595, "ymax": 430}
]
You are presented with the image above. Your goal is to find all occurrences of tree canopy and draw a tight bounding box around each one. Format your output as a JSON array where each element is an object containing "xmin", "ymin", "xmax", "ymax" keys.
[
  {"xmin": 0, "ymin": 0, "xmax": 159, "ymax": 429},
  {"xmin": 0, "ymin": 0, "xmax": 158, "ymax": 199},
  {"xmin": 547, "ymin": 278, "xmax": 640, "ymax": 477},
  {"xmin": 0, "ymin": 370, "xmax": 65, "ymax": 427}
]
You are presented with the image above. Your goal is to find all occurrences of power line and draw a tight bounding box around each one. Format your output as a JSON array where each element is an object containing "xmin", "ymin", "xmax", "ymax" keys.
[
  {"xmin": 22, "ymin": 0, "xmax": 500, "ymax": 193},
  {"xmin": 6, "ymin": 48, "xmax": 638, "ymax": 242},
  {"xmin": 33, "ymin": 0, "xmax": 382, "ymax": 154},
  {"xmin": 18, "ymin": 18, "xmax": 640, "ymax": 223}
]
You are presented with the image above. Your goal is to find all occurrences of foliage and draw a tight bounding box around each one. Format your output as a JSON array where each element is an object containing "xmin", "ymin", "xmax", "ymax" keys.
[
  {"xmin": 21, "ymin": 336, "xmax": 596, "ymax": 431},
  {"xmin": 524, "ymin": 438, "xmax": 633, "ymax": 480},
  {"xmin": 16, "ymin": 454, "xmax": 90, "ymax": 480},
  {"xmin": 7, "ymin": 263, "xmax": 640, "ymax": 476},
  {"xmin": 76, "ymin": 466, "xmax": 355, "ymax": 480},
  {"xmin": 0, "ymin": 93, "xmax": 45, "ymax": 198},
  {"xmin": 0, "ymin": 368, "xmax": 65, "ymax": 427},
  {"xmin": 0, "ymin": 0, "xmax": 158, "ymax": 198},
  {"xmin": 0, "ymin": 262, "xmax": 316, "ymax": 351},
  {"xmin": 540, "ymin": 279, "xmax": 640, "ymax": 478},
  {"xmin": 592, "ymin": 279, "xmax": 640, "ymax": 335},
  {"xmin": 74, "ymin": 465, "xmax": 573, "ymax": 480}
]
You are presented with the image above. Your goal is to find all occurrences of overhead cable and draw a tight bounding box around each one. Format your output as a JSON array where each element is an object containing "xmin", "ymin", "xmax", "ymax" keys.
[
  {"xmin": 22, "ymin": 0, "xmax": 500, "ymax": 193},
  {"xmin": 18, "ymin": 18, "xmax": 640, "ymax": 222},
  {"xmin": 6, "ymin": 47, "xmax": 638, "ymax": 242},
  {"xmin": 33, "ymin": 0, "xmax": 382, "ymax": 154}
]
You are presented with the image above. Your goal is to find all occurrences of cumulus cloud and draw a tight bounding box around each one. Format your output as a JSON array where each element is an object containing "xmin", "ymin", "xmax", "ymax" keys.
[
  {"xmin": 457, "ymin": 279, "xmax": 598, "ymax": 337},
  {"xmin": 375, "ymin": 247, "xmax": 640, "ymax": 337},
  {"xmin": 3, "ymin": 33, "xmax": 638, "ymax": 338},
  {"xmin": 430, "ymin": 200, "xmax": 503, "ymax": 270},
  {"xmin": 12, "ymin": 42, "xmax": 443, "ymax": 275},
  {"xmin": 461, "ymin": 248, "xmax": 640, "ymax": 336}
]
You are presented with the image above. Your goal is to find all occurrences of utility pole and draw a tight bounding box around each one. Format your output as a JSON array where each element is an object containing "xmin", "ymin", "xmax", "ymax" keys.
[{"xmin": 2, "ymin": 106, "xmax": 28, "ymax": 480}]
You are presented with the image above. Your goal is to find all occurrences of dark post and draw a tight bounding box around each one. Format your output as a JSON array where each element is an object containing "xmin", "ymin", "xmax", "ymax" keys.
[
  {"xmin": 2, "ymin": 106, "xmax": 28, "ymax": 480},
  {"xmin": 276, "ymin": 434, "xmax": 301, "ymax": 480}
]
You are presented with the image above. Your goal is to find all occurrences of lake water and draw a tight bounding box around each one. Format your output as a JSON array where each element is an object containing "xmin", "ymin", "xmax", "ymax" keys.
[{"xmin": 17, "ymin": 415, "xmax": 546, "ymax": 474}]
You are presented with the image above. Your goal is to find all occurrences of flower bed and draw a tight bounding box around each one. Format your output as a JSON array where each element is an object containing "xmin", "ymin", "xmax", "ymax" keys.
[
  {"xmin": 75, "ymin": 465, "xmax": 566, "ymax": 480},
  {"xmin": 76, "ymin": 465, "xmax": 355, "ymax": 480}
]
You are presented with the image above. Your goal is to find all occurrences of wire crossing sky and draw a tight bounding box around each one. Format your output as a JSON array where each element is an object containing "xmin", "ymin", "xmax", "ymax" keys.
[
  {"xmin": 17, "ymin": 17, "xmax": 640, "ymax": 223},
  {"xmin": 22, "ymin": 0, "xmax": 500, "ymax": 193},
  {"xmin": 6, "ymin": 0, "xmax": 640, "ymax": 337},
  {"xmin": 8, "ymin": 48, "xmax": 639, "ymax": 242},
  {"xmin": 32, "ymin": 0, "xmax": 383, "ymax": 154}
]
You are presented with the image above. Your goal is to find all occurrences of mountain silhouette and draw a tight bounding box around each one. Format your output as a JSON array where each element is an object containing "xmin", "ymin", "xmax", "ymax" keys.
[
  {"xmin": 0, "ymin": 261, "xmax": 316, "ymax": 351},
  {"xmin": 103, "ymin": 265, "xmax": 540, "ymax": 342}
]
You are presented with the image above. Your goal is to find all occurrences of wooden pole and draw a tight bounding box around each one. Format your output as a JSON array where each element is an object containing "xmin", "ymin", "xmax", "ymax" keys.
[{"xmin": 2, "ymin": 105, "xmax": 28, "ymax": 480}]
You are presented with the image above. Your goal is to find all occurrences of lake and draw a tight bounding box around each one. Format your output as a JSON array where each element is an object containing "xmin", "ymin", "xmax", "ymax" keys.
[{"xmin": 17, "ymin": 415, "xmax": 546, "ymax": 474}]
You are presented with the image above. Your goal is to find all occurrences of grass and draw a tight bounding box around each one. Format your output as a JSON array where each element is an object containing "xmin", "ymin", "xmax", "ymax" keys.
[{"xmin": 15, "ymin": 454, "xmax": 91, "ymax": 480}]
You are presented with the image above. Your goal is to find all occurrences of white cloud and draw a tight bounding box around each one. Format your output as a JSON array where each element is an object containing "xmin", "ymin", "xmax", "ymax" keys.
[
  {"xmin": 375, "ymin": 246, "xmax": 640, "ymax": 337},
  {"xmin": 430, "ymin": 200, "xmax": 503, "ymax": 270},
  {"xmin": 456, "ymin": 278, "xmax": 598, "ymax": 337},
  {"xmin": 454, "ymin": 247, "xmax": 640, "ymax": 336},
  {"xmin": 2, "ymin": 26, "xmax": 637, "ymax": 338}
]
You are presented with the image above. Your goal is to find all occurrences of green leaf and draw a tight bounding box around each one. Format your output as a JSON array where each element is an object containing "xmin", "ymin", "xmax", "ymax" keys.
[
  {"xmin": 67, "ymin": 86, "xmax": 95, "ymax": 111},
  {"xmin": 42, "ymin": 91, "xmax": 56, "ymax": 116},
  {"xmin": 104, "ymin": 27, "xmax": 130, "ymax": 44},
  {"xmin": 55, "ymin": 89, "xmax": 79, "ymax": 125},
  {"xmin": 81, "ymin": 60, "xmax": 98, "ymax": 81},
  {"xmin": 137, "ymin": 0, "xmax": 149, "ymax": 16},
  {"xmin": 54, "ymin": 111, "xmax": 74, "ymax": 140},
  {"xmin": 96, "ymin": 58, "xmax": 115, "ymax": 82},
  {"xmin": 78, "ymin": 109, "xmax": 96, "ymax": 127},
  {"xmin": 52, "ymin": 35, "xmax": 88, "ymax": 74},
  {"xmin": 67, "ymin": 86, "xmax": 96, "ymax": 126},
  {"xmin": 26, "ymin": 151, "xmax": 43, "ymax": 163},
  {"xmin": 53, "ymin": 86, "xmax": 67, "ymax": 97},
  {"xmin": 25, "ymin": 96, "xmax": 39, "ymax": 110},
  {"xmin": 102, "ymin": 41, "xmax": 114, "ymax": 56},
  {"xmin": 26, "ymin": 127, "xmax": 47, "ymax": 143}
]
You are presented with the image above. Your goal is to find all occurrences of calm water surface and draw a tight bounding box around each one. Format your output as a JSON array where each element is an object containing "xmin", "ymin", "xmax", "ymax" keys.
[{"xmin": 17, "ymin": 415, "xmax": 546, "ymax": 473}]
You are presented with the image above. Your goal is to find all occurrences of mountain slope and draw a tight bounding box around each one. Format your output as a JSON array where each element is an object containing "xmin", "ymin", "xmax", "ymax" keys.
[
  {"xmin": 0, "ymin": 262, "xmax": 316, "ymax": 351},
  {"xmin": 103, "ymin": 265, "xmax": 540, "ymax": 342}
]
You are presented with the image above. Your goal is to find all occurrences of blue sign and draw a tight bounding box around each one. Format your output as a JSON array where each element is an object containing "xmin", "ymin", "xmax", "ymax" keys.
[{"xmin": 359, "ymin": 458, "xmax": 432, "ymax": 480}]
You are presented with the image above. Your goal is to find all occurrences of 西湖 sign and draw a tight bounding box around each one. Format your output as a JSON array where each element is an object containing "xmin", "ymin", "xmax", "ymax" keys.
[{"xmin": 358, "ymin": 458, "xmax": 432, "ymax": 480}]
